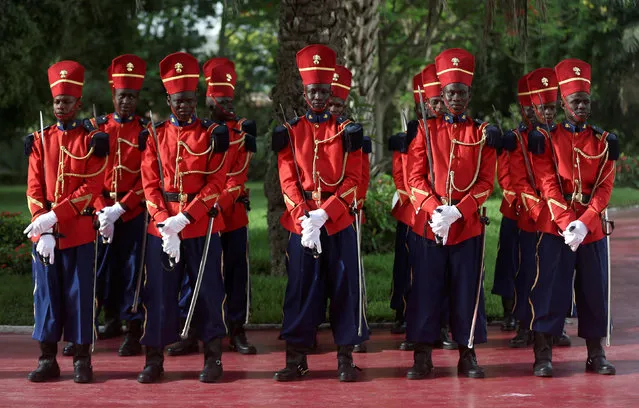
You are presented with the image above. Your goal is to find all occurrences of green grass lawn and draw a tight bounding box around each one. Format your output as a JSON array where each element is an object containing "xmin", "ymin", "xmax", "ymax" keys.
[{"xmin": 2, "ymin": 182, "xmax": 638, "ymax": 326}]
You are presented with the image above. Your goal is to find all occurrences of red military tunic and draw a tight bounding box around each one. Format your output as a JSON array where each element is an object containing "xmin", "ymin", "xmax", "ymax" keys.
[
  {"xmin": 93, "ymin": 113, "xmax": 146, "ymax": 222},
  {"xmin": 407, "ymin": 115, "xmax": 496, "ymax": 245},
  {"xmin": 497, "ymin": 151, "xmax": 518, "ymax": 221},
  {"xmin": 141, "ymin": 115, "xmax": 229, "ymax": 239},
  {"xmin": 277, "ymin": 112, "xmax": 362, "ymax": 235},
  {"xmin": 532, "ymin": 122, "xmax": 615, "ymax": 244},
  {"xmin": 390, "ymin": 150, "xmax": 415, "ymax": 227},
  {"xmin": 217, "ymin": 118, "xmax": 253, "ymax": 233},
  {"xmin": 26, "ymin": 120, "xmax": 108, "ymax": 249}
]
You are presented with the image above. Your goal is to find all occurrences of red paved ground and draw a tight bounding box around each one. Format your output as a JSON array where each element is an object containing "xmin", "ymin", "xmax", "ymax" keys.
[{"xmin": 0, "ymin": 208, "xmax": 638, "ymax": 407}]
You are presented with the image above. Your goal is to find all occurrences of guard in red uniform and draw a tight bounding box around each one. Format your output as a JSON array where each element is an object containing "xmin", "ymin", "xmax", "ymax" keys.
[
  {"xmin": 25, "ymin": 60, "xmax": 110, "ymax": 383},
  {"xmin": 272, "ymin": 45, "xmax": 367, "ymax": 382},
  {"xmin": 527, "ymin": 59, "xmax": 618, "ymax": 377},
  {"xmin": 138, "ymin": 51, "xmax": 231, "ymax": 383},
  {"xmin": 492, "ymin": 75, "xmax": 531, "ymax": 339},
  {"xmin": 406, "ymin": 48, "xmax": 500, "ymax": 379},
  {"xmin": 85, "ymin": 54, "xmax": 148, "ymax": 358}
]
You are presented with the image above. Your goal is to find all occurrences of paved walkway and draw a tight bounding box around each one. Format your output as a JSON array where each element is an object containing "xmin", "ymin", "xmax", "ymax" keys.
[{"xmin": 0, "ymin": 208, "xmax": 638, "ymax": 407}]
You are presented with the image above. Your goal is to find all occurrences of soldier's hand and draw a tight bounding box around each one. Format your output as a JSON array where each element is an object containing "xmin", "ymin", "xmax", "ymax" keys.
[
  {"xmin": 161, "ymin": 232, "xmax": 181, "ymax": 263},
  {"xmin": 24, "ymin": 211, "xmax": 58, "ymax": 238},
  {"xmin": 159, "ymin": 213, "xmax": 190, "ymax": 235},
  {"xmin": 100, "ymin": 203, "xmax": 126, "ymax": 224},
  {"xmin": 99, "ymin": 219, "xmax": 115, "ymax": 243},
  {"xmin": 36, "ymin": 230, "xmax": 56, "ymax": 264},
  {"xmin": 299, "ymin": 209, "xmax": 329, "ymax": 232}
]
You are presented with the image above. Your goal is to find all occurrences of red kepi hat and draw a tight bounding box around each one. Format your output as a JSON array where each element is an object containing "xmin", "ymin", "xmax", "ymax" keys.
[
  {"xmin": 421, "ymin": 64, "xmax": 441, "ymax": 99},
  {"xmin": 435, "ymin": 48, "xmax": 475, "ymax": 88},
  {"xmin": 555, "ymin": 58, "xmax": 591, "ymax": 97},
  {"xmin": 517, "ymin": 74, "xmax": 532, "ymax": 106},
  {"xmin": 203, "ymin": 58, "xmax": 237, "ymax": 98},
  {"xmin": 159, "ymin": 52, "xmax": 200, "ymax": 95},
  {"xmin": 48, "ymin": 60, "xmax": 85, "ymax": 98},
  {"xmin": 526, "ymin": 68, "xmax": 559, "ymax": 105},
  {"xmin": 331, "ymin": 65, "xmax": 352, "ymax": 101},
  {"xmin": 412, "ymin": 72, "xmax": 425, "ymax": 104},
  {"xmin": 296, "ymin": 44, "xmax": 336, "ymax": 86},
  {"xmin": 111, "ymin": 54, "xmax": 146, "ymax": 90}
]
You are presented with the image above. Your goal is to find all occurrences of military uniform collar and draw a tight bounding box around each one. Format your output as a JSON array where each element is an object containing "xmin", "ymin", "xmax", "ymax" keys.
[
  {"xmin": 443, "ymin": 113, "xmax": 468, "ymax": 124},
  {"xmin": 113, "ymin": 112, "xmax": 135, "ymax": 124},
  {"xmin": 169, "ymin": 114, "xmax": 197, "ymax": 127},
  {"xmin": 305, "ymin": 110, "xmax": 331, "ymax": 123},
  {"xmin": 517, "ymin": 122, "xmax": 528, "ymax": 132},
  {"xmin": 56, "ymin": 119, "xmax": 82, "ymax": 131},
  {"xmin": 536, "ymin": 122, "xmax": 557, "ymax": 132},
  {"xmin": 562, "ymin": 120, "xmax": 587, "ymax": 133}
]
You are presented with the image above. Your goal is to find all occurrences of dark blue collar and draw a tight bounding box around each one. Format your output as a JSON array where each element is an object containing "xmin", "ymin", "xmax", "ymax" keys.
[
  {"xmin": 56, "ymin": 119, "xmax": 82, "ymax": 131},
  {"xmin": 517, "ymin": 122, "xmax": 528, "ymax": 132},
  {"xmin": 113, "ymin": 112, "xmax": 135, "ymax": 124},
  {"xmin": 169, "ymin": 114, "xmax": 197, "ymax": 127},
  {"xmin": 561, "ymin": 120, "xmax": 587, "ymax": 133},
  {"xmin": 537, "ymin": 122, "xmax": 557, "ymax": 132},
  {"xmin": 443, "ymin": 113, "xmax": 468, "ymax": 124},
  {"xmin": 305, "ymin": 110, "xmax": 331, "ymax": 123}
]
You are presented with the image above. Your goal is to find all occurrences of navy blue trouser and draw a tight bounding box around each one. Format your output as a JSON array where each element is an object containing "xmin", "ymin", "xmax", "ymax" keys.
[
  {"xmin": 140, "ymin": 234, "xmax": 227, "ymax": 348},
  {"xmin": 406, "ymin": 235, "xmax": 487, "ymax": 346},
  {"xmin": 513, "ymin": 230, "xmax": 538, "ymax": 328},
  {"xmin": 390, "ymin": 221, "xmax": 411, "ymax": 315},
  {"xmin": 177, "ymin": 226, "xmax": 250, "ymax": 325},
  {"xmin": 530, "ymin": 233, "xmax": 608, "ymax": 338},
  {"xmin": 95, "ymin": 212, "xmax": 145, "ymax": 322},
  {"xmin": 280, "ymin": 226, "xmax": 370, "ymax": 347},
  {"xmin": 491, "ymin": 216, "xmax": 519, "ymax": 300},
  {"xmin": 32, "ymin": 242, "xmax": 95, "ymax": 345}
]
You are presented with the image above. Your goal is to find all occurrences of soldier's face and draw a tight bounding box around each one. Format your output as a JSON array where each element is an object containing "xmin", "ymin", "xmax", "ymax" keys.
[
  {"xmin": 327, "ymin": 96, "xmax": 345, "ymax": 117},
  {"xmin": 522, "ymin": 105, "xmax": 537, "ymax": 125},
  {"xmin": 428, "ymin": 96, "xmax": 446, "ymax": 116},
  {"xmin": 167, "ymin": 91, "xmax": 197, "ymax": 121},
  {"xmin": 533, "ymin": 102, "xmax": 557, "ymax": 124},
  {"xmin": 442, "ymin": 83, "xmax": 471, "ymax": 115},
  {"xmin": 304, "ymin": 84, "xmax": 331, "ymax": 112},
  {"xmin": 52, "ymin": 95, "xmax": 80, "ymax": 120},
  {"xmin": 563, "ymin": 92, "xmax": 591, "ymax": 124},
  {"xmin": 113, "ymin": 89, "xmax": 139, "ymax": 118},
  {"xmin": 206, "ymin": 96, "xmax": 235, "ymax": 121}
]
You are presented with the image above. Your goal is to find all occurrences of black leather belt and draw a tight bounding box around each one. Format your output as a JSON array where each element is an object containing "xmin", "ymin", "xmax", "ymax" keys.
[
  {"xmin": 46, "ymin": 201, "xmax": 94, "ymax": 216},
  {"xmin": 102, "ymin": 190, "xmax": 127, "ymax": 200},
  {"xmin": 303, "ymin": 191, "xmax": 333, "ymax": 200},
  {"xmin": 164, "ymin": 192, "xmax": 197, "ymax": 203},
  {"xmin": 564, "ymin": 193, "xmax": 591, "ymax": 204}
]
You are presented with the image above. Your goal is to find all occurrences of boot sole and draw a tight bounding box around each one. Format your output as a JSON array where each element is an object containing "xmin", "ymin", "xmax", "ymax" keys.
[
  {"xmin": 229, "ymin": 344, "xmax": 257, "ymax": 355},
  {"xmin": 459, "ymin": 371, "xmax": 485, "ymax": 379},
  {"xmin": 586, "ymin": 365, "xmax": 616, "ymax": 375},
  {"xmin": 138, "ymin": 373, "xmax": 164, "ymax": 384},
  {"xmin": 273, "ymin": 374, "xmax": 304, "ymax": 382},
  {"xmin": 27, "ymin": 373, "xmax": 61, "ymax": 382},
  {"xmin": 406, "ymin": 371, "xmax": 434, "ymax": 380}
]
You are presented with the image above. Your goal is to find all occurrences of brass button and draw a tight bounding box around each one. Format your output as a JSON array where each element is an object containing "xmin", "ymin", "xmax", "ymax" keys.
[
  {"xmin": 314, "ymin": 124, "xmax": 319, "ymax": 128},
  {"xmin": 178, "ymin": 156, "xmax": 183, "ymax": 161},
  {"xmin": 453, "ymin": 124, "xmax": 457, "ymax": 128}
]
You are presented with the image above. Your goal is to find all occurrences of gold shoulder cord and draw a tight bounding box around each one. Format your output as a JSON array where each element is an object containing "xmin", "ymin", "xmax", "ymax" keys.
[
  {"xmin": 55, "ymin": 145, "xmax": 108, "ymax": 204},
  {"xmin": 574, "ymin": 139, "xmax": 610, "ymax": 203},
  {"xmin": 446, "ymin": 133, "xmax": 486, "ymax": 201}
]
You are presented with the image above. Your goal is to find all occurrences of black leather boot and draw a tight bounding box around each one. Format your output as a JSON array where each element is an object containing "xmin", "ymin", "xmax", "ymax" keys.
[
  {"xmin": 500, "ymin": 298, "xmax": 516, "ymax": 331},
  {"xmin": 353, "ymin": 342, "xmax": 367, "ymax": 353},
  {"xmin": 200, "ymin": 338, "xmax": 224, "ymax": 383},
  {"xmin": 391, "ymin": 310, "xmax": 406, "ymax": 334},
  {"xmin": 118, "ymin": 320, "xmax": 143, "ymax": 357},
  {"xmin": 337, "ymin": 345, "xmax": 361, "ymax": 382},
  {"xmin": 273, "ymin": 344, "xmax": 309, "ymax": 382},
  {"xmin": 167, "ymin": 323, "xmax": 199, "ymax": 356},
  {"xmin": 229, "ymin": 322, "xmax": 257, "ymax": 355},
  {"xmin": 137, "ymin": 347, "xmax": 164, "ymax": 383},
  {"xmin": 533, "ymin": 331, "xmax": 553, "ymax": 377},
  {"xmin": 457, "ymin": 346, "xmax": 485, "ymax": 378},
  {"xmin": 585, "ymin": 338, "xmax": 616, "ymax": 375},
  {"xmin": 406, "ymin": 343, "xmax": 434, "ymax": 380},
  {"xmin": 399, "ymin": 340, "xmax": 415, "ymax": 351},
  {"xmin": 553, "ymin": 329, "xmax": 572, "ymax": 347},
  {"xmin": 434, "ymin": 326, "xmax": 457, "ymax": 350},
  {"xmin": 98, "ymin": 310, "xmax": 122, "ymax": 340},
  {"xmin": 509, "ymin": 326, "xmax": 533, "ymax": 348},
  {"xmin": 62, "ymin": 342, "xmax": 76, "ymax": 357},
  {"xmin": 28, "ymin": 342, "xmax": 61, "ymax": 382},
  {"xmin": 73, "ymin": 344, "xmax": 93, "ymax": 383}
]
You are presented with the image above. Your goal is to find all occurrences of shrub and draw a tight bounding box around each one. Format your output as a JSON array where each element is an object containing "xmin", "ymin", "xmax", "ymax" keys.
[
  {"xmin": 361, "ymin": 173, "xmax": 396, "ymax": 254},
  {"xmin": 614, "ymin": 153, "xmax": 639, "ymax": 188},
  {"xmin": 0, "ymin": 212, "xmax": 32, "ymax": 275}
]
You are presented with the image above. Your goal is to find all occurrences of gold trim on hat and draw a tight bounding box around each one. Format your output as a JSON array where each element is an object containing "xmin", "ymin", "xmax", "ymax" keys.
[
  {"xmin": 558, "ymin": 77, "xmax": 591, "ymax": 85},
  {"xmin": 331, "ymin": 82, "xmax": 351, "ymax": 90},
  {"xmin": 517, "ymin": 90, "xmax": 532, "ymax": 96},
  {"xmin": 208, "ymin": 82, "xmax": 235, "ymax": 89},
  {"xmin": 298, "ymin": 67, "xmax": 335, "ymax": 72},
  {"xmin": 162, "ymin": 74, "xmax": 200, "ymax": 83},
  {"xmin": 413, "ymin": 89, "xmax": 426, "ymax": 93},
  {"xmin": 111, "ymin": 73, "xmax": 145, "ymax": 79},
  {"xmin": 422, "ymin": 81, "xmax": 441, "ymax": 88},
  {"xmin": 49, "ymin": 79, "xmax": 84, "ymax": 88},
  {"xmin": 528, "ymin": 86, "xmax": 558, "ymax": 95},
  {"xmin": 436, "ymin": 68, "xmax": 474, "ymax": 76}
]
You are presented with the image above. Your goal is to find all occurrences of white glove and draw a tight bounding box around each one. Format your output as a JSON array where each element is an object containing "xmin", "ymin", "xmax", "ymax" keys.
[
  {"xmin": 24, "ymin": 211, "xmax": 58, "ymax": 238},
  {"xmin": 158, "ymin": 213, "xmax": 191, "ymax": 235},
  {"xmin": 301, "ymin": 227, "xmax": 322, "ymax": 254},
  {"xmin": 563, "ymin": 220, "xmax": 588, "ymax": 252},
  {"xmin": 99, "ymin": 203, "xmax": 126, "ymax": 225},
  {"xmin": 392, "ymin": 191, "xmax": 400, "ymax": 209},
  {"xmin": 429, "ymin": 205, "xmax": 462, "ymax": 230},
  {"xmin": 36, "ymin": 230, "xmax": 56, "ymax": 264},
  {"xmin": 99, "ymin": 219, "xmax": 115, "ymax": 243},
  {"xmin": 430, "ymin": 222, "xmax": 451, "ymax": 245},
  {"xmin": 299, "ymin": 209, "xmax": 329, "ymax": 235},
  {"xmin": 161, "ymin": 232, "xmax": 181, "ymax": 263}
]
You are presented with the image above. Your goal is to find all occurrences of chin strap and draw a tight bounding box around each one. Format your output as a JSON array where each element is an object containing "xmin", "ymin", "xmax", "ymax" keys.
[
  {"xmin": 560, "ymin": 95, "xmax": 590, "ymax": 125},
  {"xmin": 210, "ymin": 97, "xmax": 235, "ymax": 120},
  {"xmin": 303, "ymin": 94, "xmax": 328, "ymax": 113},
  {"xmin": 442, "ymin": 98, "xmax": 468, "ymax": 117}
]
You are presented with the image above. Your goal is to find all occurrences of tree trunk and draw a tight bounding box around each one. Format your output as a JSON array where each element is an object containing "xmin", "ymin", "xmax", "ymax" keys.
[{"xmin": 264, "ymin": 0, "xmax": 347, "ymax": 275}]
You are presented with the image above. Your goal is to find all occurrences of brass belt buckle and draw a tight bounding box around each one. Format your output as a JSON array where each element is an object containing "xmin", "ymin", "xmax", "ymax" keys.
[
  {"xmin": 574, "ymin": 192, "xmax": 583, "ymax": 204},
  {"xmin": 109, "ymin": 192, "xmax": 117, "ymax": 200},
  {"xmin": 179, "ymin": 193, "xmax": 188, "ymax": 203},
  {"xmin": 311, "ymin": 190, "xmax": 321, "ymax": 201},
  {"xmin": 441, "ymin": 197, "xmax": 448, "ymax": 205}
]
